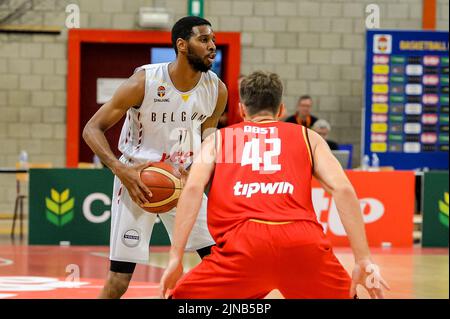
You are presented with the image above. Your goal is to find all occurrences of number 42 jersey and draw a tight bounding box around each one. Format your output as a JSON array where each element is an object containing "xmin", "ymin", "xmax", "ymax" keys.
[{"xmin": 207, "ymin": 121, "xmax": 321, "ymax": 242}]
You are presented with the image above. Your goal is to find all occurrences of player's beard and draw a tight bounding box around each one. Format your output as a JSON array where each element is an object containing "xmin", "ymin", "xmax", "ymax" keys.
[{"xmin": 186, "ymin": 46, "xmax": 212, "ymax": 73}]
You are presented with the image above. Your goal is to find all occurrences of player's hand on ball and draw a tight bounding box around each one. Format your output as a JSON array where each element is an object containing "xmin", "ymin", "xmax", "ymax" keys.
[
  {"xmin": 114, "ymin": 162, "xmax": 153, "ymax": 207},
  {"xmin": 159, "ymin": 258, "xmax": 183, "ymax": 299},
  {"xmin": 178, "ymin": 166, "xmax": 189, "ymax": 187},
  {"xmin": 350, "ymin": 259, "xmax": 390, "ymax": 299}
]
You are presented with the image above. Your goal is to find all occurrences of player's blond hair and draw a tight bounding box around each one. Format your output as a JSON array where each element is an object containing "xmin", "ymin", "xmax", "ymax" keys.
[{"xmin": 239, "ymin": 71, "xmax": 283, "ymax": 115}]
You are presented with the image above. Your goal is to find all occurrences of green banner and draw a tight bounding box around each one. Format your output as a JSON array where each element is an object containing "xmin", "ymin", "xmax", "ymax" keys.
[
  {"xmin": 422, "ymin": 171, "xmax": 449, "ymax": 247},
  {"xmin": 188, "ymin": 0, "xmax": 204, "ymax": 17},
  {"xmin": 390, "ymin": 95, "xmax": 404, "ymax": 103},
  {"xmin": 29, "ymin": 169, "xmax": 170, "ymax": 246}
]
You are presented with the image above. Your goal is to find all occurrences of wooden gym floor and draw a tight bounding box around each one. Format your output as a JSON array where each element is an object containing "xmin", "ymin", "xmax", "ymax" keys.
[{"xmin": 0, "ymin": 238, "xmax": 447, "ymax": 299}]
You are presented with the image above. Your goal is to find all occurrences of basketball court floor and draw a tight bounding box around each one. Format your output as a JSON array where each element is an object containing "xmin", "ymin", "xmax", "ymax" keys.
[{"xmin": 0, "ymin": 235, "xmax": 447, "ymax": 299}]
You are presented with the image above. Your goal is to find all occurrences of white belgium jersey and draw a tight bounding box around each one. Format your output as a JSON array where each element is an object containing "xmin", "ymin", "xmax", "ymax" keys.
[{"xmin": 118, "ymin": 62, "xmax": 219, "ymax": 168}]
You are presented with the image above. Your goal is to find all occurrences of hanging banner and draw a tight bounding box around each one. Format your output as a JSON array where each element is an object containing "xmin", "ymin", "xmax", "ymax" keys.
[{"xmin": 364, "ymin": 30, "xmax": 449, "ymax": 169}]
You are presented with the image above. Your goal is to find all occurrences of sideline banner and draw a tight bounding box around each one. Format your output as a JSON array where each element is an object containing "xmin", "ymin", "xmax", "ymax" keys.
[
  {"xmin": 28, "ymin": 169, "xmax": 169, "ymax": 245},
  {"xmin": 312, "ymin": 171, "xmax": 415, "ymax": 247},
  {"xmin": 29, "ymin": 169, "xmax": 415, "ymax": 247},
  {"xmin": 422, "ymin": 171, "xmax": 449, "ymax": 247}
]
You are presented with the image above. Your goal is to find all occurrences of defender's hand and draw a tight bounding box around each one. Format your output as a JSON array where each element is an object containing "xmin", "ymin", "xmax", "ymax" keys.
[
  {"xmin": 178, "ymin": 166, "xmax": 189, "ymax": 187},
  {"xmin": 350, "ymin": 259, "xmax": 390, "ymax": 299},
  {"xmin": 159, "ymin": 258, "xmax": 183, "ymax": 299}
]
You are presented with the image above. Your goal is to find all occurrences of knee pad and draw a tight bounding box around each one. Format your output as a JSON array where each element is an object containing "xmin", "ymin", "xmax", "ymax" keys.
[{"xmin": 110, "ymin": 260, "xmax": 137, "ymax": 274}]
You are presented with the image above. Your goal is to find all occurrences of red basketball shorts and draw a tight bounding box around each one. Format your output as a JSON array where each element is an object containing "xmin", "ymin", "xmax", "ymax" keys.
[{"xmin": 171, "ymin": 219, "xmax": 352, "ymax": 299}]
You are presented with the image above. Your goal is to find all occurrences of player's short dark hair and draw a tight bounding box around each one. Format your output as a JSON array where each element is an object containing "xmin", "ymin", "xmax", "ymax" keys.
[
  {"xmin": 298, "ymin": 95, "xmax": 312, "ymax": 103},
  {"xmin": 240, "ymin": 71, "xmax": 283, "ymax": 116},
  {"xmin": 171, "ymin": 16, "xmax": 212, "ymax": 55}
]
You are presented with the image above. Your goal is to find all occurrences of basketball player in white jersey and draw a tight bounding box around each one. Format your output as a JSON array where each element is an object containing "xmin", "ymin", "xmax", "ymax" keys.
[{"xmin": 83, "ymin": 16, "xmax": 227, "ymax": 299}]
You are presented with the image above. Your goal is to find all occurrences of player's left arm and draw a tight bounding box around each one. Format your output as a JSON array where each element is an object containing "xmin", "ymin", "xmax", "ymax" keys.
[
  {"xmin": 201, "ymin": 79, "xmax": 228, "ymax": 139},
  {"xmin": 159, "ymin": 133, "xmax": 218, "ymax": 298},
  {"xmin": 309, "ymin": 129, "xmax": 390, "ymax": 298}
]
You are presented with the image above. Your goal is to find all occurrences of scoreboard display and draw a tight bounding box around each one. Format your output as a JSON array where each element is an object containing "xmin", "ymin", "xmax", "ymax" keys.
[{"xmin": 364, "ymin": 30, "xmax": 449, "ymax": 170}]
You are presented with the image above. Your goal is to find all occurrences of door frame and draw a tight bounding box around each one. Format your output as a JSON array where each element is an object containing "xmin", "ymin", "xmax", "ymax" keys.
[{"xmin": 66, "ymin": 29, "xmax": 241, "ymax": 167}]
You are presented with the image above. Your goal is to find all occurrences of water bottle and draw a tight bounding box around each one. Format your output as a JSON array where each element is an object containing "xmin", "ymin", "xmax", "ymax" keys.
[
  {"xmin": 371, "ymin": 153, "xmax": 380, "ymax": 171},
  {"xmin": 362, "ymin": 155, "xmax": 370, "ymax": 171},
  {"xmin": 18, "ymin": 150, "xmax": 29, "ymax": 169},
  {"xmin": 93, "ymin": 154, "xmax": 103, "ymax": 168}
]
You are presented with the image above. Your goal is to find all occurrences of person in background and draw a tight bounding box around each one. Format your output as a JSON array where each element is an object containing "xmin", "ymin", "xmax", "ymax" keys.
[
  {"xmin": 312, "ymin": 119, "xmax": 339, "ymax": 150},
  {"xmin": 285, "ymin": 95, "xmax": 318, "ymax": 128}
]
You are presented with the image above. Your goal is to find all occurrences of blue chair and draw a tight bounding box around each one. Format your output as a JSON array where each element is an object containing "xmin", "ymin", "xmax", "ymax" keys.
[{"xmin": 338, "ymin": 144, "xmax": 353, "ymax": 169}]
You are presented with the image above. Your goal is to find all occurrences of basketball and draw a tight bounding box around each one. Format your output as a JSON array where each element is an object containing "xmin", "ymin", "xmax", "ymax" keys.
[{"xmin": 140, "ymin": 162, "xmax": 183, "ymax": 214}]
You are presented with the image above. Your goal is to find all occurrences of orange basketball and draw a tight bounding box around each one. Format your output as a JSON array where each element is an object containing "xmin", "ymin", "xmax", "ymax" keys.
[{"xmin": 140, "ymin": 162, "xmax": 182, "ymax": 214}]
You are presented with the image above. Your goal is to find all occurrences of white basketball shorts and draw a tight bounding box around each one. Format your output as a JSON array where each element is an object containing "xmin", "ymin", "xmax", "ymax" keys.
[{"xmin": 109, "ymin": 175, "xmax": 215, "ymax": 264}]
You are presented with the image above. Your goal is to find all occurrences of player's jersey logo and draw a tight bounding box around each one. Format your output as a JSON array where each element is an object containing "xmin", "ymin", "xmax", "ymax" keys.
[
  {"xmin": 154, "ymin": 85, "xmax": 170, "ymax": 102},
  {"xmin": 157, "ymin": 86, "xmax": 166, "ymax": 97},
  {"xmin": 233, "ymin": 181, "xmax": 294, "ymax": 198}
]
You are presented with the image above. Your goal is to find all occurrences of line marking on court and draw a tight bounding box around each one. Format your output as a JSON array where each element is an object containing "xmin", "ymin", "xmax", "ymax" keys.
[
  {"xmin": 0, "ymin": 293, "xmax": 16, "ymax": 299},
  {"xmin": 89, "ymin": 252, "xmax": 109, "ymax": 258},
  {"xmin": 83, "ymin": 285, "xmax": 159, "ymax": 289},
  {"xmin": 89, "ymin": 251, "xmax": 167, "ymax": 270},
  {"xmin": 0, "ymin": 257, "xmax": 13, "ymax": 267}
]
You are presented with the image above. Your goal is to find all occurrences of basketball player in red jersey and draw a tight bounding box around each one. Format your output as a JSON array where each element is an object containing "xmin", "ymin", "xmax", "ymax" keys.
[{"xmin": 160, "ymin": 71, "xmax": 389, "ymax": 299}]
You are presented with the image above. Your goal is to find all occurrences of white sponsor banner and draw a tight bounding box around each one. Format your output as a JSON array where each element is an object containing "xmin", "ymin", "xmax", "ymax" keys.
[
  {"xmin": 405, "ymin": 103, "xmax": 422, "ymax": 115},
  {"xmin": 403, "ymin": 142, "xmax": 421, "ymax": 153},
  {"xmin": 406, "ymin": 64, "xmax": 423, "ymax": 76},
  {"xmin": 405, "ymin": 84, "xmax": 423, "ymax": 95},
  {"xmin": 404, "ymin": 123, "xmax": 422, "ymax": 134}
]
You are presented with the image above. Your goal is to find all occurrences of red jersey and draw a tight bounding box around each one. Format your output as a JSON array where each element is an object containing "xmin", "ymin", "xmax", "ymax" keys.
[{"xmin": 207, "ymin": 120, "xmax": 320, "ymax": 242}]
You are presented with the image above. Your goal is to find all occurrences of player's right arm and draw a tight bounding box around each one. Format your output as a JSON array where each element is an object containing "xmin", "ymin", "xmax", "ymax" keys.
[
  {"xmin": 159, "ymin": 132, "xmax": 218, "ymax": 299},
  {"xmin": 308, "ymin": 129, "xmax": 390, "ymax": 298},
  {"xmin": 82, "ymin": 70, "xmax": 151, "ymax": 206}
]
